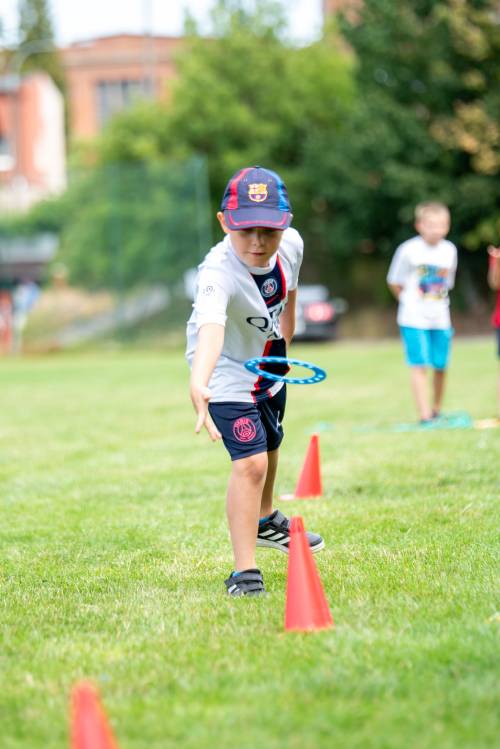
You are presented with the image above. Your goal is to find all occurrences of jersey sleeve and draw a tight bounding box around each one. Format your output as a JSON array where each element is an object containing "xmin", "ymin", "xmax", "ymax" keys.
[
  {"xmin": 286, "ymin": 229, "xmax": 304, "ymax": 290},
  {"xmin": 387, "ymin": 243, "xmax": 410, "ymax": 286},
  {"xmin": 192, "ymin": 268, "xmax": 231, "ymax": 329}
]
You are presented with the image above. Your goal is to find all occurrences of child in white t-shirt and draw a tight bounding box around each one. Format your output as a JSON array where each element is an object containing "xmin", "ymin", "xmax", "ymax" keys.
[
  {"xmin": 387, "ymin": 202, "xmax": 457, "ymax": 424},
  {"xmin": 186, "ymin": 166, "xmax": 324, "ymax": 597}
]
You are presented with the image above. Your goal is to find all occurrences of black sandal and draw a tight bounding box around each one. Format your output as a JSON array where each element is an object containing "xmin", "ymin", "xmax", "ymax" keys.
[{"xmin": 224, "ymin": 568, "xmax": 266, "ymax": 596}]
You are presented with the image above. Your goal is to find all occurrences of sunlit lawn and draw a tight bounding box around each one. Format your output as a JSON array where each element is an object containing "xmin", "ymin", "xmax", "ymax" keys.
[{"xmin": 1, "ymin": 338, "xmax": 498, "ymax": 748}]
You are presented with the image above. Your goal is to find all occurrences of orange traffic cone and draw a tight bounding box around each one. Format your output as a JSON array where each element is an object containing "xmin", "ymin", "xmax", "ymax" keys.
[
  {"xmin": 294, "ymin": 434, "xmax": 322, "ymax": 498},
  {"xmin": 285, "ymin": 516, "xmax": 334, "ymax": 632},
  {"xmin": 71, "ymin": 681, "xmax": 120, "ymax": 749}
]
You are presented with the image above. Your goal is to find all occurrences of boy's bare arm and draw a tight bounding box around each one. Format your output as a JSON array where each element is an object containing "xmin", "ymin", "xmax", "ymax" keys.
[
  {"xmin": 388, "ymin": 283, "xmax": 403, "ymax": 300},
  {"xmin": 487, "ymin": 246, "xmax": 500, "ymax": 290},
  {"xmin": 281, "ymin": 289, "xmax": 297, "ymax": 348},
  {"xmin": 190, "ymin": 323, "xmax": 224, "ymax": 440}
]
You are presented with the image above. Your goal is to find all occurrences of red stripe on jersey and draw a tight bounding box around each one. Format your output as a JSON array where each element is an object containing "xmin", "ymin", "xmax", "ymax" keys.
[{"xmin": 252, "ymin": 339, "xmax": 273, "ymax": 395}]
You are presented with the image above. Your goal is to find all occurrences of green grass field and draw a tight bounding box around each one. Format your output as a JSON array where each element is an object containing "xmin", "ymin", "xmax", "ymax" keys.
[{"xmin": 1, "ymin": 338, "xmax": 499, "ymax": 749}]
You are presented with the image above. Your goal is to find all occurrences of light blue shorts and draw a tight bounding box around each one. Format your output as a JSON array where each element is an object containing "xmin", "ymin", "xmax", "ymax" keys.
[{"xmin": 400, "ymin": 326, "xmax": 453, "ymax": 370}]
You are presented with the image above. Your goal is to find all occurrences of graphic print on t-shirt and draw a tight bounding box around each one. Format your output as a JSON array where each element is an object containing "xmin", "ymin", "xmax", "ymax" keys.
[
  {"xmin": 250, "ymin": 258, "xmax": 289, "ymax": 399},
  {"xmin": 418, "ymin": 265, "xmax": 449, "ymax": 300}
]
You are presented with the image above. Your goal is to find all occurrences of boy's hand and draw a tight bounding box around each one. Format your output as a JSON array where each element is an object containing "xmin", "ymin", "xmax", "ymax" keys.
[
  {"xmin": 487, "ymin": 245, "xmax": 500, "ymax": 261},
  {"xmin": 190, "ymin": 384, "xmax": 222, "ymax": 441}
]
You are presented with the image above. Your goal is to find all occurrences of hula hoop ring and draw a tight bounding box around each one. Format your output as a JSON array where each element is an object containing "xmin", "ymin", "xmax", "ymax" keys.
[{"xmin": 244, "ymin": 356, "xmax": 327, "ymax": 385}]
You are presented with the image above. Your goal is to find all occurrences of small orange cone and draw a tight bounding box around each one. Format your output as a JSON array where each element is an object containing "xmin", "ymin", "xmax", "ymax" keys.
[
  {"xmin": 294, "ymin": 434, "xmax": 322, "ymax": 498},
  {"xmin": 285, "ymin": 516, "xmax": 334, "ymax": 632},
  {"xmin": 71, "ymin": 681, "xmax": 120, "ymax": 749}
]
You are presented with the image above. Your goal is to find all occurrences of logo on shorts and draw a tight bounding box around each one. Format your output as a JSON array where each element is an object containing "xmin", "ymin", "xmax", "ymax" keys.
[
  {"xmin": 248, "ymin": 183, "xmax": 268, "ymax": 203},
  {"xmin": 261, "ymin": 278, "xmax": 277, "ymax": 298},
  {"xmin": 232, "ymin": 417, "xmax": 257, "ymax": 442},
  {"xmin": 201, "ymin": 285, "xmax": 215, "ymax": 296}
]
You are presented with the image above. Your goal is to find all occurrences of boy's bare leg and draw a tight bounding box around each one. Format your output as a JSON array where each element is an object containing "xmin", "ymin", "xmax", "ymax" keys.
[
  {"xmin": 432, "ymin": 369, "xmax": 446, "ymax": 415},
  {"xmin": 410, "ymin": 366, "xmax": 432, "ymax": 420},
  {"xmin": 260, "ymin": 448, "xmax": 279, "ymax": 518},
  {"xmin": 226, "ymin": 452, "xmax": 268, "ymax": 571}
]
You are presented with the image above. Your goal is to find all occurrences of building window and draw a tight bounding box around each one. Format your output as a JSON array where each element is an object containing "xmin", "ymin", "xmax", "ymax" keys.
[
  {"xmin": 96, "ymin": 79, "xmax": 153, "ymax": 128},
  {"xmin": 0, "ymin": 134, "xmax": 11, "ymax": 155},
  {"xmin": 0, "ymin": 133, "xmax": 14, "ymax": 172}
]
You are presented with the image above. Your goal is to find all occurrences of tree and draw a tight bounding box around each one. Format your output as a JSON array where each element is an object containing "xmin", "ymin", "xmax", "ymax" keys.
[
  {"xmin": 303, "ymin": 0, "xmax": 500, "ymax": 300},
  {"xmin": 17, "ymin": 0, "xmax": 64, "ymax": 89}
]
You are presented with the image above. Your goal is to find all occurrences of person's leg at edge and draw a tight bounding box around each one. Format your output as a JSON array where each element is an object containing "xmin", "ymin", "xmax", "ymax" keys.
[
  {"xmin": 410, "ymin": 366, "xmax": 432, "ymax": 421},
  {"xmin": 496, "ymin": 328, "xmax": 500, "ymax": 418},
  {"xmin": 226, "ymin": 451, "xmax": 268, "ymax": 571},
  {"xmin": 497, "ymin": 369, "xmax": 500, "ymax": 419},
  {"xmin": 497, "ymin": 365, "xmax": 500, "ymax": 419},
  {"xmin": 260, "ymin": 448, "xmax": 279, "ymax": 519}
]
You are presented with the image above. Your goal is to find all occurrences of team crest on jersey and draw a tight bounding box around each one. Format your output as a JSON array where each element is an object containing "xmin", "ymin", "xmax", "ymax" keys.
[
  {"xmin": 233, "ymin": 417, "xmax": 257, "ymax": 442},
  {"xmin": 248, "ymin": 183, "xmax": 268, "ymax": 203},
  {"xmin": 261, "ymin": 278, "xmax": 278, "ymax": 298}
]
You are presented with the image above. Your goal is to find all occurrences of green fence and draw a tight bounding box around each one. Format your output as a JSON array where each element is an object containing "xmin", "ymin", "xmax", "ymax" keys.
[{"xmin": 61, "ymin": 156, "xmax": 212, "ymax": 291}]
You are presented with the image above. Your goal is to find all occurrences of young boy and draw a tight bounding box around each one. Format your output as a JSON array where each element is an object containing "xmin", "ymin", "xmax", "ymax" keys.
[
  {"xmin": 186, "ymin": 166, "xmax": 324, "ymax": 597},
  {"xmin": 387, "ymin": 202, "xmax": 458, "ymax": 424}
]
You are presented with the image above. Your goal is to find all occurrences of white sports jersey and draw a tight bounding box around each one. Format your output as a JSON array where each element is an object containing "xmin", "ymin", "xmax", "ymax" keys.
[
  {"xmin": 387, "ymin": 235, "xmax": 457, "ymax": 329},
  {"xmin": 186, "ymin": 227, "xmax": 303, "ymax": 403}
]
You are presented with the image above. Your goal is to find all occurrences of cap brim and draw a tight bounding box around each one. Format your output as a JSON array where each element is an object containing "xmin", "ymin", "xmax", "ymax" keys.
[{"xmin": 224, "ymin": 208, "xmax": 292, "ymax": 230}]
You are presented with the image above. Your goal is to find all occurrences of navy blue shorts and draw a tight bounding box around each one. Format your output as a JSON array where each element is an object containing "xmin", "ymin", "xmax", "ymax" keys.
[{"xmin": 208, "ymin": 385, "xmax": 286, "ymax": 461}]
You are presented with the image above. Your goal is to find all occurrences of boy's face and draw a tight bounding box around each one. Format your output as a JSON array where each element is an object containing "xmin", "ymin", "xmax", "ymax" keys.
[
  {"xmin": 415, "ymin": 211, "xmax": 450, "ymax": 246},
  {"xmin": 217, "ymin": 212, "xmax": 284, "ymax": 267}
]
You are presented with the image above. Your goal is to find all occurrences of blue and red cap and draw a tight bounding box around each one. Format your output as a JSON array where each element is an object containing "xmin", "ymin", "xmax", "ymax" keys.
[{"xmin": 221, "ymin": 166, "xmax": 292, "ymax": 230}]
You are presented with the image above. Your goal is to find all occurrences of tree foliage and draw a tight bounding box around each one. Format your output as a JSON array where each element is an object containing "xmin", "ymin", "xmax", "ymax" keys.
[
  {"xmin": 302, "ymin": 0, "xmax": 499, "ymax": 298},
  {"xmin": 17, "ymin": 0, "xmax": 64, "ymax": 89}
]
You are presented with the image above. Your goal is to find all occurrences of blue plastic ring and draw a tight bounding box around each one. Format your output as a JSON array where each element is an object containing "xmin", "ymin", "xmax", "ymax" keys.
[{"xmin": 244, "ymin": 356, "xmax": 327, "ymax": 385}]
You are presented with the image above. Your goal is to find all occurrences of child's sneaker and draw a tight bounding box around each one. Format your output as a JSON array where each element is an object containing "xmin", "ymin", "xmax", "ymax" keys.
[
  {"xmin": 224, "ymin": 569, "xmax": 266, "ymax": 596},
  {"xmin": 257, "ymin": 509, "xmax": 324, "ymax": 554},
  {"xmin": 419, "ymin": 418, "xmax": 438, "ymax": 429}
]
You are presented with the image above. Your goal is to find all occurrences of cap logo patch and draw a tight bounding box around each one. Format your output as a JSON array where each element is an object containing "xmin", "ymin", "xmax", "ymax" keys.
[{"xmin": 248, "ymin": 183, "xmax": 268, "ymax": 203}]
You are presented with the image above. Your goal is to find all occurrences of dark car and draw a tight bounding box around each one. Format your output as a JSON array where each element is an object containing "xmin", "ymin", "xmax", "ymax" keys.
[{"xmin": 294, "ymin": 284, "xmax": 347, "ymax": 341}]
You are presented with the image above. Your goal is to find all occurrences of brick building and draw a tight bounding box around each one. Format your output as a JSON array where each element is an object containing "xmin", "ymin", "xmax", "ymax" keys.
[
  {"xmin": 59, "ymin": 34, "xmax": 183, "ymax": 141},
  {"xmin": 0, "ymin": 72, "xmax": 66, "ymax": 211}
]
